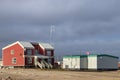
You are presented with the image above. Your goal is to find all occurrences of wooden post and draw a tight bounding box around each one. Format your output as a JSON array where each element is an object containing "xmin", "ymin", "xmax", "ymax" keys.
[{"xmin": 34, "ymin": 56, "xmax": 37, "ymax": 68}]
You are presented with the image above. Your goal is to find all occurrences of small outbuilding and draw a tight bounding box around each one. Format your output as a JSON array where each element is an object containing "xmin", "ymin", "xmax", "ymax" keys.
[{"xmin": 63, "ymin": 54, "xmax": 119, "ymax": 70}]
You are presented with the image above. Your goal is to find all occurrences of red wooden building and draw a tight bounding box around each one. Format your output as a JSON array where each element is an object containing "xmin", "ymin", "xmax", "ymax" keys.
[
  {"xmin": 118, "ymin": 62, "xmax": 120, "ymax": 69},
  {"xmin": 2, "ymin": 41, "xmax": 54, "ymax": 68}
]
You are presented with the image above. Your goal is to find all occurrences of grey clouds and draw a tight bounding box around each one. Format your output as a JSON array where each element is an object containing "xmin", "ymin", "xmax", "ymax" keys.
[{"xmin": 0, "ymin": 0, "xmax": 120, "ymax": 58}]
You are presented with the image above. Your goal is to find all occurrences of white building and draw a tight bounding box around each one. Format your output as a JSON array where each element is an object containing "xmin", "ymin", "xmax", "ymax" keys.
[
  {"xmin": 63, "ymin": 55, "xmax": 80, "ymax": 69},
  {"xmin": 63, "ymin": 55, "xmax": 88, "ymax": 70},
  {"xmin": 63, "ymin": 54, "xmax": 119, "ymax": 70}
]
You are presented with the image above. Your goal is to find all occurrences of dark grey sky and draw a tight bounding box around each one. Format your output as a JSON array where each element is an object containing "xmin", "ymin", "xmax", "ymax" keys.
[{"xmin": 0, "ymin": 0, "xmax": 120, "ymax": 58}]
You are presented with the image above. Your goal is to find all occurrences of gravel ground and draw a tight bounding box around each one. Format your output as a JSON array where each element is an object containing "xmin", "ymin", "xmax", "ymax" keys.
[{"xmin": 0, "ymin": 69, "xmax": 120, "ymax": 80}]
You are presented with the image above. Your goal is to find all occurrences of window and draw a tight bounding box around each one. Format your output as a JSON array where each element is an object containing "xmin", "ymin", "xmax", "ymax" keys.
[
  {"xmin": 12, "ymin": 58, "xmax": 16, "ymax": 64},
  {"xmin": 35, "ymin": 50, "xmax": 38, "ymax": 53},
  {"xmin": 11, "ymin": 50, "xmax": 14, "ymax": 55},
  {"xmin": 65, "ymin": 65, "xmax": 69, "ymax": 69},
  {"xmin": 27, "ymin": 49, "xmax": 32, "ymax": 55},
  {"xmin": 48, "ymin": 58, "xmax": 52, "ymax": 63},
  {"xmin": 47, "ymin": 51, "xmax": 51, "ymax": 56},
  {"xmin": 27, "ymin": 57, "xmax": 32, "ymax": 64}
]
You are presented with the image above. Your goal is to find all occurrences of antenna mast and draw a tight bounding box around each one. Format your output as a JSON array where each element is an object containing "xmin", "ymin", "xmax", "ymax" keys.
[{"xmin": 50, "ymin": 25, "xmax": 55, "ymax": 46}]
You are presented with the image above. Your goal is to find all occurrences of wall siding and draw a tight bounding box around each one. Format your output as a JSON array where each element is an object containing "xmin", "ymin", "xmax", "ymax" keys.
[
  {"xmin": 97, "ymin": 56, "xmax": 118, "ymax": 69},
  {"xmin": 88, "ymin": 56, "xmax": 97, "ymax": 69},
  {"xmin": 63, "ymin": 54, "xmax": 118, "ymax": 70},
  {"xmin": 2, "ymin": 43, "xmax": 25, "ymax": 66},
  {"xmin": 63, "ymin": 57, "xmax": 80, "ymax": 69},
  {"xmin": 80, "ymin": 57, "xmax": 88, "ymax": 69}
]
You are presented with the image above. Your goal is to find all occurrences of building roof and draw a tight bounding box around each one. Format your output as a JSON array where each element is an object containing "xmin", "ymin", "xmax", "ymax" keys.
[
  {"xmin": 31, "ymin": 42, "xmax": 54, "ymax": 50},
  {"xmin": 2, "ymin": 41, "xmax": 54, "ymax": 50},
  {"xmin": 88, "ymin": 54, "xmax": 119, "ymax": 59},
  {"xmin": 63, "ymin": 54, "xmax": 119, "ymax": 59},
  {"xmin": 19, "ymin": 41, "xmax": 34, "ymax": 49},
  {"xmin": 2, "ymin": 41, "xmax": 34, "ymax": 50},
  {"xmin": 38, "ymin": 42, "xmax": 54, "ymax": 50}
]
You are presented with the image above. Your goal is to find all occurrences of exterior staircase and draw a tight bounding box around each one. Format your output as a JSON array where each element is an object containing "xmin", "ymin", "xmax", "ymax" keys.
[
  {"xmin": 36, "ymin": 59, "xmax": 53, "ymax": 69},
  {"xmin": 48, "ymin": 63, "xmax": 53, "ymax": 68},
  {"xmin": 42, "ymin": 60, "xmax": 53, "ymax": 69},
  {"xmin": 36, "ymin": 61, "xmax": 43, "ymax": 69},
  {"xmin": 41, "ymin": 60, "xmax": 50, "ymax": 68},
  {"xmin": 34, "ymin": 55, "xmax": 53, "ymax": 69}
]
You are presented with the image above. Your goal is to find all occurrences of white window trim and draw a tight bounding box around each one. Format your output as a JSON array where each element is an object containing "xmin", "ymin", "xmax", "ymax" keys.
[
  {"xmin": 11, "ymin": 50, "xmax": 14, "ymax": 55},
  {"xmin": 12, "ymin": 58, "xmax": 17, "ymax": 64}
]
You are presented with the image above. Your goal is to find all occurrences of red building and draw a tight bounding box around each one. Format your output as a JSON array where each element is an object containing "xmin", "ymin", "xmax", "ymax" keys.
[
  {"xmin": 2, "ymin": 41, "xmax": 54, "ymax": 68},
  {"xmin": 118, "ymin": 62, "xmax": 120, "ymax": 69}
]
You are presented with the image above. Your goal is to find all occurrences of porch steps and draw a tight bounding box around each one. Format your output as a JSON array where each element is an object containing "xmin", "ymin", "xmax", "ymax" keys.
[
  {"xmin": 41, "ymin": 60, "xmax": 50, "ymax": 69},
  {"xmin": 35, "ymin": 58, "xmax": 53, "ymax": 69},
  {"xmin": 48, "ymin": 63, "xmax": 53, "ymax": 68},
  {"xmin": 36, "ymin": 60, "xmax": 51, "ymax": 69},
  {"xmin": 37, "ymin": 61, "xmax": 43, "ymax": 69},
  {"xmin": 41, "ymin": 61, "xmax": 46, "ymax": 69},
  {"xmin": 42, "ymin": 60, "xmax": 53, "ymax": 69}
]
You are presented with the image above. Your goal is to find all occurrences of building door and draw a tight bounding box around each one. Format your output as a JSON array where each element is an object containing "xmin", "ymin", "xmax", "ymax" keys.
[
  {"xmin": 48, "ymin": 58, "xmax": 52, "ymax": 63},
  {"xmin": 27, "ymin": 57, "xmax": 32, "ymax": 64},
  {"xmin": 46, "ymin": 50, "xmax": 52, "ymax": 63},
  {"xmin": 25, "ymin": 57, "xmax": 33, "ymax": 65},
  {"xmin": 65, "ymin": 65, "xmax": 69, "ymax": 69},
  {"xmin": 80, "ymin": 57, "xmax": 88, "ymax": 69}
]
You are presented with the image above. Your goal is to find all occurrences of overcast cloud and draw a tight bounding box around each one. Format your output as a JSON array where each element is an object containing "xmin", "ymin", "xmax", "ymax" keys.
[{"xmin": 0, "ymin": 0, "xmax": 120, "ymax": 59}]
